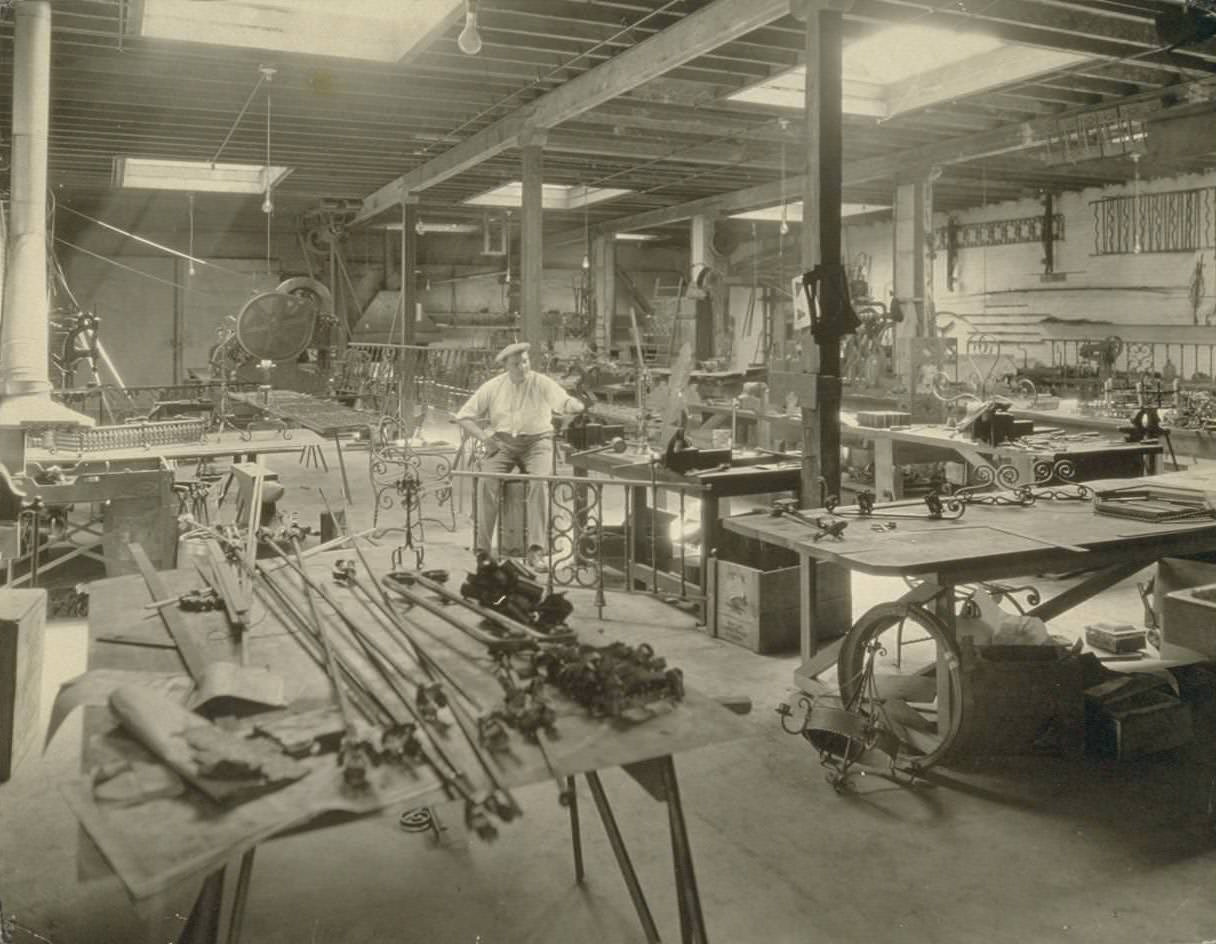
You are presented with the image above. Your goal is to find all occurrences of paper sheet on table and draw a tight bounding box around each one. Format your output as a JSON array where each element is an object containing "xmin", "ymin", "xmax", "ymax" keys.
[{"xmin": 46, "ymin": 669, "xmax": 192, "ymax": 749}]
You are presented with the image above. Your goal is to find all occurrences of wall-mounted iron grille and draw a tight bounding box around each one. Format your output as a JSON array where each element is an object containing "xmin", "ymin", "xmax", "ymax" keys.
[
  {"xmin": 1092, "ymin": 187, "xmax": 1215, "ymax": 255},
  {"xmin": 935, "ymin": 214, "xmax": 1063, "ymax": 250}
]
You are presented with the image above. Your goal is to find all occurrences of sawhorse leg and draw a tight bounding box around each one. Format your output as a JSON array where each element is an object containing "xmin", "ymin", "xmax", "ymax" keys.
[
  {"xmin": 585, "ymin": 770, "xmax": 661, "ymax": 943},
  {"xmin": 579, "ymin": 755, "xmax": 710, "ymax": 944}
]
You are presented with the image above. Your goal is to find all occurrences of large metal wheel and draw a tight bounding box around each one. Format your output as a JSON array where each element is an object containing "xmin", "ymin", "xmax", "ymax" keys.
[{"xmin": 837, "ymin": 600, "xmax": 964, "ymax": 770}]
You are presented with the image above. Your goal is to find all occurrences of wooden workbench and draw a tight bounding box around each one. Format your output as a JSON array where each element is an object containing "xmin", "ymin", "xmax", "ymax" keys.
[
  {"xmin": 838, "ymin": 418, "xmax": 1163, "ymax": 500},
  {"xmin": 724, "ymin": 495, "xmax": 1216, "ymax": 691},
  {"xmin": 568, "ymin": 448, "xmax": 802, "ymax": 626},
  {"xmin": 70, "ymin": 544, "xmax": 750, "ymax": 942}
]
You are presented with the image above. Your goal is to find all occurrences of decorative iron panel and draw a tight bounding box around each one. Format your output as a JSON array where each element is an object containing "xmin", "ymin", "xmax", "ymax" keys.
[
  {"xmin": 934, "ymin": 214, "xmax": 1063, "ymax": 250},
  {"xmin": 1092, "ymin": 187, "xmax": 1215, "ymax": 255}
]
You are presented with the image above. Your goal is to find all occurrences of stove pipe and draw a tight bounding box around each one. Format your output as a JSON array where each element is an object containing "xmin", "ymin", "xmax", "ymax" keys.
[{"xmin": 0, "ymin": 0, "xmax": 92, "ymax": 437}]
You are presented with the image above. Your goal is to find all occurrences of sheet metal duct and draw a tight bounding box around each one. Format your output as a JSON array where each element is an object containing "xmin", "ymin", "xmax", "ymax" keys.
[{"xmin": 0, "ymin": 0, "xmax": 91, "ymax": 440}]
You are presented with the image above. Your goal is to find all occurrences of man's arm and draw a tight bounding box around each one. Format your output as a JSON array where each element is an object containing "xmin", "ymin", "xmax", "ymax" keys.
[
  {"xmin": 541, "ymin": 375, "xmax": 585, "ymax": 415},
  {"xmin": 455, "ymin": 382, "xmax": 499, "ymax": 452}
]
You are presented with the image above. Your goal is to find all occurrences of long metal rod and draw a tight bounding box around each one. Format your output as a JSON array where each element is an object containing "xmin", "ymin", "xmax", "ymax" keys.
[
  {"xmin": 291, "ymin": 537, "xmax": 360, "ymax": 740},
  {"xmin": 567, "ymin": 776, "xmax": 585, "ymax": 885}
]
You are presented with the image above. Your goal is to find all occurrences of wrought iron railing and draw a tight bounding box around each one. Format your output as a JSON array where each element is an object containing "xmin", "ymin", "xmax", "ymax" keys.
[
  {"xmin": 333, "ymin": 343, "xmax": 498, "ymax": 417},
  {"xmin": 450, "ymin": 469, "xmax": 706, "ymax": 620},
  {"xmin": 1047, "ymin": 338, "xmax": 1216, "ymax": 383}
]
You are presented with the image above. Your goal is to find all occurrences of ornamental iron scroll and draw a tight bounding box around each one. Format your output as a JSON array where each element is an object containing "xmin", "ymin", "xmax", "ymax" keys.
[
  {"xmin": 1092, "ymin": 187, "xmax": 1215, "ymax": 255},
  {"xmin": 934, "ymin": 214, "xmax": 1063, "ymax": 250}
]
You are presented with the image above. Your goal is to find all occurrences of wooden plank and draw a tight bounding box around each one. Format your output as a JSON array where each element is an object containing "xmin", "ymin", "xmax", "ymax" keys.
[
  {"xmin": 129, "ymin": 543, "xmax": 211, "ymax": 681},
  {"xmin": 353, "ymin": 0, "xmax": 790, "ymax": 223}
]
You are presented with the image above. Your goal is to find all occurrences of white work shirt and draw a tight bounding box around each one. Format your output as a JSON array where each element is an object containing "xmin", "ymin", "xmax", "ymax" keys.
[{"xmin": 456, "ymin": 371, "xmax": 573, "ymax": 436}]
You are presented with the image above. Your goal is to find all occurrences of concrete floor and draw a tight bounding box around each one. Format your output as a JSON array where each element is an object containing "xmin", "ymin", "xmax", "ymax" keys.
[{"xmin": 3, "ymin": 426, "xmax": 1216, "ymax": 944}]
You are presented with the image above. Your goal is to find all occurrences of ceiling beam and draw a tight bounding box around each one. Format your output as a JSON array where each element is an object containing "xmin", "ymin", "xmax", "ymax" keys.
[
  {"xmin": 596, "ymin": 76, "xmax": 1216, "ymax": 233},
  {"xmin": 353, "ymin": 0, "xmax": 792, "ymax": 226}
]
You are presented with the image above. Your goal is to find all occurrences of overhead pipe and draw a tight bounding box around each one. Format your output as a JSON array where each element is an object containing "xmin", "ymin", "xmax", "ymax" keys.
[{"xmin": 0, "ymin": 0, "xmax": 91, "ymax": 440}]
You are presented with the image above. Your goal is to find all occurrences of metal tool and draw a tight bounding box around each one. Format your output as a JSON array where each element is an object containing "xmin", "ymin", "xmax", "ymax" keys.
[{"xmin": 769, "ymin": 499, "xmax": 849, "ymax": 541}]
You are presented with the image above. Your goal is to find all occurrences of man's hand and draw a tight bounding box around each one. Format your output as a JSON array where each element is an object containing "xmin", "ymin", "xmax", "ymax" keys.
[{"xmin": 481, "ymin": 433, "xmax": 501, "ymax": 459}]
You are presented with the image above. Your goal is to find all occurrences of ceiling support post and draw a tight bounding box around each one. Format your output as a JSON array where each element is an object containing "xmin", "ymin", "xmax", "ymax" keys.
[
  {"xmin": 520, "ymin": 134, "xmax": 546, "ymax": 346},
  {"xmin": 592, "ymin": 234, "xmax": 616, "ymax": 354}
]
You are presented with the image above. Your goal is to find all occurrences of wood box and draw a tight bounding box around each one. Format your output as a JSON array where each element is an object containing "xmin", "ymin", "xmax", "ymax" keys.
[
  {"xmin": 1162, "ymin": 583, "xmax": 1216, "ymax": 659},
  {"xmin": 714, "ymin": 560, "xmax": 799, "ymax": 654},
  {"xmin": 1085, "ymin": 686, "xmax": 1193, "ymax": 760},
  {"xmin": 0, "ymin": 589, "xmax": 47, "ymax": 782}
]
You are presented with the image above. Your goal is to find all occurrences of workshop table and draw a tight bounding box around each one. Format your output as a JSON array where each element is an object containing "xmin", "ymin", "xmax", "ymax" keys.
[
  {"xmin": 838, "ymin": 418, "xmax": 1162, "ymax": 500},
  {"xmin": 723, "ymin": 496, "xmax": 1216, "ymax": 691},
  {"xmin": 69, "ymin": 544, "xmax": 750, "ymax": 944},
  {"xmin": 25, "ymin": 428, "xmax": 330, "ymax": 468},
  {"xmin": 568, "ymin": 448, "xmax": 802, "ymax": 626},
  {"xmin": 1015, "ymin": 406, "xmax": 1216, "ymax": 462},
  {"xmin": 229, "ymin": 390, "xmax": 379, "ymax": 502}
]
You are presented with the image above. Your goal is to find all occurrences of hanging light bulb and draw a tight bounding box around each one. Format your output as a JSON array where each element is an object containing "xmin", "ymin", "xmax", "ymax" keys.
[
  {"xmin": 187, "ymin": 193, "xmax": 197, "ymax": 277},
  {"xmin": 415, "ymin": 218, "xmax": 425, "ymax": 236},
  {"xmin": 262, "ymin": 192, "xmax": 274, "ymax": 215},
  {"xmin": 458, "ymin": 0, "xmax": 483, "ymax": 56},
  {"xmin": 581, "ymin": 253, "xmax": 590, "ymax": 270},
  {"xmin": 779, "ymin": 205, "xmax": 790, "ymax": 237}
]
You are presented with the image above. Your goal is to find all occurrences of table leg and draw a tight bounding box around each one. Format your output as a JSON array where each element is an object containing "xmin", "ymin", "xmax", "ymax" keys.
[
  {"xmin": 585, "ymin": 771, "xmax": 661, "ymax": 944},
  {"xmin": 332, "ymin": 434, "xmax": 353, "ymax": 504},
  {"xmin": 658, "ymin": 755, "xmax": 708, "ymax": 944},
  {"xmin": 176, "ymin": 851, "xmax": 250, "ymax": 944},
  {"xmin": 226, "ymin": 848, "xmax": 257, "ymax": 944},
  {"xmin": 794, "ymin": 552, "xmax": 852, "ymax": 691},
  {"xmin": 873, "ymin": 437, "xmax": 902, "ymax": 501},
  {"xmin": 697, "ymin": 492, "xmax": 717, "ymax": 627},
  {"xmin": 932, "ymin": 577, "xmax": 957, "ymax": 741},
  {"xmin": 567, "ymin": 775, "xmax": 585, "ymax": 885}
]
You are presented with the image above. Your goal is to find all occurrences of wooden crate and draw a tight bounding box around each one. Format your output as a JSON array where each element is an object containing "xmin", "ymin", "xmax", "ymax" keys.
[
  {"xmin": 714, "ymin": 560, "xmax": 799, "ymax": 654},
  {"xmin": 0, "ymin": 589, "xmax": 47, "ymax": 782}
]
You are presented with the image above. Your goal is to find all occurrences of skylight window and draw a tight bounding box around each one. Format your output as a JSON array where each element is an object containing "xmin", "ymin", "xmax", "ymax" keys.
[
  {"xmin": 729, "ymin": 202, "xmax": 889, "ymax": 222},
  {"xmin": 132, "ymin": 0, "xmax": 463, "ymax": 63},
  {"xmin": 114, "ymin": 158, "xmax": 292, "ymax": 194},
  {"xmin": 845, "ymin": 24, "xmax": 1002, "ymax": 85},
  {"xmin": 726, "ymin": 25, "xmax": 1086, "ymax": 118},
  {"xmin": 463, "ymin": 183, "xmax": 631, "ymax": 210}
]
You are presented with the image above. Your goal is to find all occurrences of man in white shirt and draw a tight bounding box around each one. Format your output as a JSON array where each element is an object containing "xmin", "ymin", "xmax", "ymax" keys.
[{"xmin": 456, "ymin": 342, "xmax": 585, "ymax": 568}]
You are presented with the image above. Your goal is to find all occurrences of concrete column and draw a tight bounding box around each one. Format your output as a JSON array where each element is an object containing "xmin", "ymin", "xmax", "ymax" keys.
[{"xmin": 520, "ymin": 134, "xmax": 546, "ymax": 344}]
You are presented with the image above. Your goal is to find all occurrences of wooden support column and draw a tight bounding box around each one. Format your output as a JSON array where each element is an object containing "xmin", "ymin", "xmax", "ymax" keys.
[
  {"xmin": 401, "ymin": 197, "xmax": 419, "ymax": 345},
  {"xmin": 793, "ymin": 1, "xmax": 852, "ymax": 691},
  {"xmin": 892, "ymin": 172, "xmax": 936, "ymax": 394},
  {"xmin": 592, "ymin": 234, "xmax": 616, "ymax": 353},
  {"xmin": 690, "ymin": 214, "xmax": 716, "ymax": 359},
  {"xmin": 520, "ymin": 132, "xmax": 546, "ymax": 345},
  {"xmin": 798, "ymin": 3, "xmax": 845, "ymax": 502}
]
